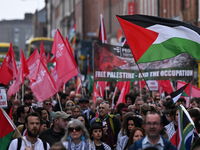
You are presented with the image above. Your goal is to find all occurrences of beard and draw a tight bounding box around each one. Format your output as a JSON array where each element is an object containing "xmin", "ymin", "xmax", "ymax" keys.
[{"xmin": 27, "ymin": 128, "xmax": 39, "ymax": 137}]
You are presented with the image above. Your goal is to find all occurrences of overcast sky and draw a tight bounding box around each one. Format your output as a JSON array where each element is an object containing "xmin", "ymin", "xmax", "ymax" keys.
[{"xmin": 0, "ymin": 0, "xmax": 45, "ymax": 21}]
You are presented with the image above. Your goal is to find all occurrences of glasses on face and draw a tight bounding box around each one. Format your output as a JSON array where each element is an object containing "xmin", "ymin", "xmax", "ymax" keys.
[
  {"xmin": 145, "ymin": 122, "xmax": 160, "ymax": 127},
  {"xmin": 45, "ymin": 103, "xmax": 51, "ymax": 106},
  {"xmin": 68, "ymin": 126, "xmax": 81, "ymax": 132},
  {"xmin": 67, "ymin": 104, "xmax": 74, "ymax": 107}
]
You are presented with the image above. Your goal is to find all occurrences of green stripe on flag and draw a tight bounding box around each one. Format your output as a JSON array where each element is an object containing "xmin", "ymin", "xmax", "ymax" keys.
[
  {"xmin": 138, "ymin": 37, "xmax": 200, "ymax": 63},
  {"xmin": 0, "ymin": 131, "xmax": 14, "ymax": 150},
  {"xmin": 181, "ymin": 91, "xmax": 189, "ymax": 97}
]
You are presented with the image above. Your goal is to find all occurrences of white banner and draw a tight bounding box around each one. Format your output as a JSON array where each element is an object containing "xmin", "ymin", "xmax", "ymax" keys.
[{"xmin": 0, "ymin": 86, "xmax": 8, "ymax": 108}]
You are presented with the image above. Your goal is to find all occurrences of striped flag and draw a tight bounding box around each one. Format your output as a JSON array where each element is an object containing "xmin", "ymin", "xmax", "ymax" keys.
[
  {"xmin": 117, "ymin": 14, "xmax": 200, "ymax": 63},
  {"xmin": 170, "ymin": 105, "xmax": 196, "ymax": 150},
  {"xmin": 170, "ymin": 82, "xmax": 190, "ymax": 103},
  {"xmin": 0, "ymin": 108, "xmax": 15, "ymax": 150}
]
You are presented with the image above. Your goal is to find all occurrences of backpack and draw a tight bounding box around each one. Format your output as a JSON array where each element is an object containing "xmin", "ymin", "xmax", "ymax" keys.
[{"xmin": 17, "ymin": 137, "xmax": 47, "ymax": 150}]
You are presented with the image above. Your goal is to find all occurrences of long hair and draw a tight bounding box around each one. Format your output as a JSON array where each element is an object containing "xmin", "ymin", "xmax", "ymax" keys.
[
  {"xmin": 126, "ymin": 127, "xmax": 145, "ymax": 149},
  {"xmin": 61, "ymin": 119, "xmax": 91, "ymax": 143},
  {"xmin": 120, "ymin": 112, "xmax": 135, "ymax": 136}
]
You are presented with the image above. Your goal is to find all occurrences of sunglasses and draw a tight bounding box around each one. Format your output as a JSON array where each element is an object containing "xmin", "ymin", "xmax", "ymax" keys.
[
  {"xmin": 45, "ymin": 103, "xmax": 51, "ymax": 106},
  {"xmin": 67, "ymin": 104, "xmax": 74, "ymax": 107},
  {"xmin": 68, "ymin": 126, "xmax": 81, "ymax": 132}
]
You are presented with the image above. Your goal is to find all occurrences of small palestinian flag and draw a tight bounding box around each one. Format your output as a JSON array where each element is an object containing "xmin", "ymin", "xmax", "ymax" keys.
[
  {"xmin": 170, "ymin": 82, "xmax": 190, "ymax": 103},
  {"xmin": 0, "ymin": 108, "xmax": 15, "ymax": 150},
  {"xmin": 117, "ymin": 14, "xmax": 200, "ymax": 63}
]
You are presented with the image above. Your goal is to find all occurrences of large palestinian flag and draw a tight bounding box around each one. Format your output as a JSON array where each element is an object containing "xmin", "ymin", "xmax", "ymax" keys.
[{"xmin": 116, "ymin": 14, "xmax": 200, "ymax": 63}]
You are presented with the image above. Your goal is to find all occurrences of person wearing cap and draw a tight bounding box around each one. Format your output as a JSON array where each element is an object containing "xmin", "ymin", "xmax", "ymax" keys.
[
  {"xmin": 79, "ymin": 97, "xmax": 95, "ymax": 123},
  {"xmin": 39, "ymin": 111, "xmax": 71, "ymax": 146}
]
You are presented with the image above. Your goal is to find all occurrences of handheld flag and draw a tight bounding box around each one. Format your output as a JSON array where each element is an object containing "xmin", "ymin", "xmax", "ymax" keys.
[
  {"xmin": 51, "ymin": 29, "xmax": 79, "ymax": 83},
  {"xmin": 0, "ymin": 107, "xmax": 15, "ymax": 150},
  {"xmin": 98, "ymin": 14, "xmax": 107, "ymax": 43},
  {"xmin": 170, "ymin": 82, "xmax": 190, "ymax": 103},
  {"xmin": 7, "ymin": 50, "xmax": 29, "ymax": 98},
  {"xmin": 170, "ymin": 105, "xmax": 195, "ymax": 150},
  {"xmin": 93, "ymin": 83, "xmax": 100, "ymax": 103},
  {"xmin": 26, "ymin": 48, "xmax": 40, "ymax": 82},
  {"xmin": 29, "ymin": 58, "xmax": 57, "ymax": 102},
  {"xmin": 40, "ymin": 40, "xmax": 47, "ymax": 65},
  {"xmin": 51, "ymin": 66, "xmax": 64, "ymax": 92},
  {"xmin": 116, "ymin": 81, "xmax": 131, "ymax": 105},
  {"xmin": 75, "ymin": 76, "xmax": 82, "ymax": 94},
  {"xmin": 0, "ymin": 43, "xmax": 17, "ymax": 85},
  {"xmin": 117, "ymin": 14, "xmax": 200, "ymax": 63}
]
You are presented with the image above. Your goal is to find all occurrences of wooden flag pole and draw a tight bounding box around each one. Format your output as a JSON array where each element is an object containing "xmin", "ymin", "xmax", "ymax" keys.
[
  {"xmin": 57, "ymin": 93, "xmax": 63, "ymax": 111},
  {"xmin": 135, "ymin": 63, "xmax": 154, "ymax": 103},
  {"xmin": 0, "ymin": 107, "xmax": 27, "ymax": 146}
]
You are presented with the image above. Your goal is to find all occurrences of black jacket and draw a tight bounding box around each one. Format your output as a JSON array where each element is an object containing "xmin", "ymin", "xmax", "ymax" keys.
[{"xmin": 39, "ymin": 126, "xmax": 65, "ymax": 146}]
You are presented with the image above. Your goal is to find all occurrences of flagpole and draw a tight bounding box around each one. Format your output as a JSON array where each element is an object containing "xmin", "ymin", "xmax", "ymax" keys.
[
  {"xmin": 136, "ymin": 64, "xmax": 154, "ymax": 102},
  {"xmin": 0, "ymin": 107, "xmax": 27, "ymax": 146},
  {"xmin": 22, "ymin": 84, "xmax": 24, "ymax": 105},
  {"xmin": 63, "ymin": 83, "xmax": 65, "ymax": 93},
  {"xmin": 139, "ymin": 81, "xmax": 142, "ymax": 99},
  {"xmin": 57, "ymin": 93, "xmax": 63, "ymax": 111},
  {"xmin": 15, "ymin": 93, "xmax": 17, "ymax": 100},
  {"xmin": 112, "ymin": 86, "xmax": 117, "ymax": 109}
]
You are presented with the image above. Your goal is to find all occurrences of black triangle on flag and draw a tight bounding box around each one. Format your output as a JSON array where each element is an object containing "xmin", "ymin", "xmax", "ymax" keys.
[{"xmin": 170, "ymin": 82, "xmax": 190, "ymax": 103}]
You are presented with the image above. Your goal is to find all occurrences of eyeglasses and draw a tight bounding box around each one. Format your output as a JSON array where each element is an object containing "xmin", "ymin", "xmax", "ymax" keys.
[
  {"xmin": 68, "ymin": 126, "xmax": 81, "ymax": 132},
  {"xmin": 145, "ymin": 122, "xmax": 160, "ymax": 127},
  {"xmin": 45, "ymin": 103, "xmax": 51, "ymax": 106},
  {"xmin": 67, "ymin": 104, "xmax": 74, "ymax": 107}
]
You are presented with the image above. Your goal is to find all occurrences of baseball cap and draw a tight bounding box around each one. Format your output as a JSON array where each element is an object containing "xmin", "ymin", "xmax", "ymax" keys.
[
  {"xmin": 79, "ymin": 97, "xmax": 89, "ymax": 103},
  {"xmin": 53, "ymin": 111, "xmax": 71, "ymax": 120}
]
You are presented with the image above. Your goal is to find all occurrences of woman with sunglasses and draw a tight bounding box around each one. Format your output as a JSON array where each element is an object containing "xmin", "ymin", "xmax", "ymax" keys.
[
  {"xmin": 90, "ymin": 123, "xmax": 111, "ymax": 150},
  {"xmin": 66, "ymin": 100, "xmax": 75, "ymax": 109},
  {"xmin": 61, "ymin": 119, "xmax": 95, "ymax": 150}
]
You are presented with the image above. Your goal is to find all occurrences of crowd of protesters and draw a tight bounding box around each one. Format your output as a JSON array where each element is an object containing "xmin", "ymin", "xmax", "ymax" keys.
[{"xmin": 4, "ymin": 78, "xmax": 200, "ymax": 150}]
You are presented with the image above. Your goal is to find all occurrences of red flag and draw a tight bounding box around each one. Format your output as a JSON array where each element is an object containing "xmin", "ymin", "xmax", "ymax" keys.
[
  {"xmin": 75, "ymin": 76, "xmax": 82, "ymax": 94},
  {"xmin": 138, "ymin": 81, "xmax": 146, "ymax": 89},
  {"xmin": 177, "ymin": 81, "xmax": 193, "ymax": 97},
  {"xmin": 117, "ymin": 81, "xmax": 125, "ymax": 91},
  {"xmin": 51, "ymin": 66, "xmax": 63, "ymax": 92},
  {"xmin": 98, "ymin": 81, "xmax": 106, "ymax": 98},
  {"xmin": 170, "ymin": 129, "xmax": 180, "ymax": 146},
  {"xmin": 116, "ymin": 81, "xmax": 131, "ymax": 105},
  {"xmin": 93, "ymin": 83, "xmax": 100, "ymax": 103},
  {"xmin": 98, "ymin": 14, "xmax": 107, "ymax": 43},
  {"xmin": 0, "ymin": 43, "xmax": 17, "ymax": 85},
  {"xmin": 8, "ymin": 50, "xmax": 29, "ymax": 97},
  {"xmin": 49, "ymin": 55, "xmax": 56, "ymax": 63},
  {"xmin": 159, "ymin": 80, "xmax": 174, "ymax": 94},
  {"xmin": 29, "ymin": 58, "xmax": 57, "ymax": 102},
  {"xmin": 51, "ymin": 29, "xmax": 79, "ymax": 83},
  {"xmin": 40, "ymin": 40, "xmax": 47, "ymax": 65},
  {"xmin": 26, "ymin": 48, "xmax": 40, "ymax": 82}
]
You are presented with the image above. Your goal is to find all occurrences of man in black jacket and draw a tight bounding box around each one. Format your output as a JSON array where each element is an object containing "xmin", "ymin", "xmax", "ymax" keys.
[
  {"xmin": 39, "ymin": 111, "xmax": 71, "ymax": 146},
  {"xmin": 79, "ymin": 97, "xmax": 95, "ymax": 122}
]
